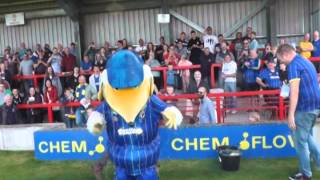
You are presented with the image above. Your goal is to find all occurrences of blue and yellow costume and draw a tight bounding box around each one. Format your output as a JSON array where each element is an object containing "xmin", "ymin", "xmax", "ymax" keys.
[{"xmin": 87, "ymin": 50, "xmax": 182, "ymax": 180}]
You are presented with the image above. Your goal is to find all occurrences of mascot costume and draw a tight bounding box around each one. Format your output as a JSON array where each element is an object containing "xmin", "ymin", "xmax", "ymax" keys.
[{"xmin": 86, "ymin": 50, "xmax": 183, "ymax": 179}]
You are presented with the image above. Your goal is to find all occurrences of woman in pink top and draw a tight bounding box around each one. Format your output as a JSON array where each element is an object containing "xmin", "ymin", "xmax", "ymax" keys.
[{"xmin": 178, "ymin": 54, "xmax": 193, "ymax": 92}]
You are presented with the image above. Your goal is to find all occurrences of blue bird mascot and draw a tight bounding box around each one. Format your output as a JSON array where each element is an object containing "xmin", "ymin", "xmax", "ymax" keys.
[{"xmin": 86, "ymin": 50, "xmax": 183, "ymax": 180}]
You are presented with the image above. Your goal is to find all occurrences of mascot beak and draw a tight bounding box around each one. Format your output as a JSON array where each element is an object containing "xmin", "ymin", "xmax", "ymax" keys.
[{"xmin": 98, "ymin": 50, "xmax": 154, "ymax": 124}]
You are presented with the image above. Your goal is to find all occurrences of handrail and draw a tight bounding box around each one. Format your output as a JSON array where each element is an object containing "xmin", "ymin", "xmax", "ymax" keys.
[{"xmin": 16, "ymin": 90, "xmax": 285, "ymax": 124}]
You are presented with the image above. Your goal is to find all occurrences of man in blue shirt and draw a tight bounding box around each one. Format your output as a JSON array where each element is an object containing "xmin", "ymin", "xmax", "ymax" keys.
[
  {"xmin": 312, "ymin": 31, "xmax": 320, "ymax": 72},
  {"xmin": 198, "ymin": 86, "xmax": 216, "ymax": 124},
  {"xmin": 242, "ymin": 49, "xmax": 261, "ymax": 91},
  {"xmin": 276, "ymin": 44, "xmax": 320, "ymax": 180},
  {"xmin": 256, "ymin": 59, "xmax": 282, "ymax": 90}
]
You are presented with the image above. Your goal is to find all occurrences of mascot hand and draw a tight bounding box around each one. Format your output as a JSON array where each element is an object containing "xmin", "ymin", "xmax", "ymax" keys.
[
  {"xmin": 162, "ymin": 106, "xmax": 183, "ymax": 130},
  {"xmin": 87, "ymin": 111, "xmax": 106, "ymax": 135}
]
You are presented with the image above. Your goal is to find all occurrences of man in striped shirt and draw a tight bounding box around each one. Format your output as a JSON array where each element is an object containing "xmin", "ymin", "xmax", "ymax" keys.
[
  {"xmin": 242, "ymin": 49, "xmax": 260, "ymax": 91},
  {"xmin": 277, "ymin": 44, "xmax": 320, "ymax": 180},
  {"xmin": 87, "ymin": 50, "xmax": 183, "ymax": 180}
]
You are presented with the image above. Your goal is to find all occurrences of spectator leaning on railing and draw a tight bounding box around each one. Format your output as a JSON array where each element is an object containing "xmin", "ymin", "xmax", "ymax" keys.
[{"xmin": 24, "ymin": 86, "xmax": 43, "ymax": 124}]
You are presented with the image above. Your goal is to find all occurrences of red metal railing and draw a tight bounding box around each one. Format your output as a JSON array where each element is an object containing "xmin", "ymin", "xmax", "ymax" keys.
[
  {"xmin": 12, "ymin": 64, "xmax": 222, "ymax": 90},
  {"xmin": 13, "ymin": 56, "xmax": 320, "ymax": 124},
  {"xmin": 17, "ymin": 90, "xmax": 285, "ymax": 124}
]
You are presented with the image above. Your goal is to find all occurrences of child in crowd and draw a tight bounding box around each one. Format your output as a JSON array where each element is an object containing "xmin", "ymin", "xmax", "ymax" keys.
[
  {"xmin": 166, "ymin": 63, "xmax": 177, "ymax": 88},
  {"xmin": 61, "ymin": 88, "xmax": 76, "ymax": 128}
]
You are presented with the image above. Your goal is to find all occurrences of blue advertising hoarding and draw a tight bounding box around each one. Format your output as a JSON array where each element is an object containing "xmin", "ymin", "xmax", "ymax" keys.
[{"xmin": 34, "ymin": 123, "xmax": 296, "ymax": 160}]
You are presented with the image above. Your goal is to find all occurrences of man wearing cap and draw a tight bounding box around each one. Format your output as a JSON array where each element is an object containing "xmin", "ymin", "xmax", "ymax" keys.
[{"xmin": 86, "ymin": 50, "xmax": 183, "ymax": 179}]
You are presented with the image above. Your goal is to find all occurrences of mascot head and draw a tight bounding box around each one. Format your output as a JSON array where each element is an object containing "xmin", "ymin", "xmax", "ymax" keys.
[{"xmin": 98, "ymin": 50, "xmax": 154, "ymax": 124}]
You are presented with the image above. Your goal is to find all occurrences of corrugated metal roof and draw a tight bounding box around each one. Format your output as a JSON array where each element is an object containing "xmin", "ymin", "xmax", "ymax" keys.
[{"xmin": 0, "ymin": 16, "xmax": 75, "ymax": 52}]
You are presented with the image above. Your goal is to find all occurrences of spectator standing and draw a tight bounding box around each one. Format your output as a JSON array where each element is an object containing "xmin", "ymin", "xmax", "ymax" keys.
[
  {"xmin": 178, "ymin": 55, "xmax": 193, "ymax": 93},
  {"xmin": 312, "ymin": 31, "xmax": 320, "ymax": 72},
  {"xmin": 61, "ymin": 47, "xmax": 77, "ymax": 72},
  {"xmin": 89, "ymin": 65, "xmax": 101, "ymax": 93},
  {"xmin": 276, "ymin": 44, "xmax": 320, "ymax": 180},
  {"xmin": 256, "ymin": 59, "xmax": 282, "ymax": 90},
  {"xmin": 0, "ymin": 63, "xmax": 11, "ymax": 85},
  {"xmin": 163, "ymin": 85, "xmax": 178, "ymax": 106},
  {"xmin": 81, "ymin": 55, "xmax": 93, "ymax": 73},
  {"xmin": 221, "ymin": 54, "xmax": 237, "ymax": 113},
  {"xmin": 12, "ymin": 89, "xmax": 22, "ymax": 106},
  {"xmin": 85, "ymin": 42, "xmax": 97, "ymax": 62},
  {"xmin": 43, "ymin": 44, "xmax": 52, "ymax": 62},
  {"xmin": 188, "ymin": 30, "xmax": 202, "ymax": 65},
  {"xmin": 175, "ymin": 32, "xmax": 188, "ymax": 48},
  {"xmin": 69, "ymin": 42, "xmax": 78, "ymax": 58},
  {"xmin": 75, "ymin": 75, "xmax": 97, "ymax": 127},
  {"xmin": 44, "ymin": 79, "xmax": 61, "ymax": 122},
  {"xmin": 187, "ymin": 71, "xmax": 210, "ymax": 93},
  {"xmin": 24, "ymin": 86, "xmax": 43, "ymax": 123},
  {"xmin": 61, "ymin": 88, "xmax": 76, "ymax": 128},
  {"xmin": 175, "ymin": 40, "xmax": 188, "ymax": 57},
  {"xmin": 122, "ymin": 39, "xmax": 129, "ymax": 49},
  {"xmin": 202, "ymin": 26, "xmax": 218, "ymax": 53},
  {"xmin": 43, "ymin": 66, "xmax": 63, "ymax": 97},
  {"xmin": 0, "ymin": 95, "xmax": 19, "ymax": 125},
  {"xmin": 299, "ymin": 33, "xmax": 314, "ymax": 59},
  {"xmin": 19, "ymin": 54, "xmax": 34, "ymax": 93},
  {"xmin": 18, "ymin": 42, "xmax": 27, "ymax": 60},
  {"xmin": 242, "ymin": 49, "xmax": 261, "ymax": 91},
  {"xmin": 166, "ymin": 64, "xmax": 177, "ymax": 88},
  {"xmin": 95, "ymin": 50, "xmax": 107, "ymax": 72},
  {"xmin": 243, "ymin": 27, "xmax": 253, "ymax": 41},
  {"xmin": 135, "ymin": 38, "xmax": 147, "ymax": 53},
  {"xmin": 145, "ymin": 52, "xmax": 161, "ymax": 89},
  {"xmin": 164, "ymin": 46, "xmax": 179, "ymax": 66},
  {"xmin": 48, "ymin": 47, "xmax": 62, "ymax": 74},
  {"xmin": 155, "ymin": 36, "xmax": 166, "ymax": 64},
  {"xmin": 230, "ymin": 32, "xmax": 243, "ymax": 61},
  {"xmin": 65, "ymin": 66, "xmax": 80, "ymax": 92},
  {"xmin": 197, "ymin": 86, "xmax": 216, "ymax": 124},
  {"xmin": 238, "ymin": 39, "xmax": 251, "ymax": 66},
  {"xmin": 249, "ymin": 31, "xmax": 259, "ymax": 50},
  {"xmin": 199, "ymin": 47, "xmax": 215, "ymax": 86}
]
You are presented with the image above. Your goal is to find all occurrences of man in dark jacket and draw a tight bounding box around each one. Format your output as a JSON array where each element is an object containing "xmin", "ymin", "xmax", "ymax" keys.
[
  {"xmin": 199, "ymin": 47, "xmax": 215, "ymax": 86},
  {"xmin": 1, "ymin": 95, "xmax": 19, "ymax": 125}
]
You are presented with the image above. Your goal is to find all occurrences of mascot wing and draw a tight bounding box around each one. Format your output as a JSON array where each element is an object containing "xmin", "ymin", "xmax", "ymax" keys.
[
  {"xmin": 161, "ymin": 106, "xmax": 183, "ymax": 130},
  {"xmin": 87, "ymin": 111, "xmax": 106, "ymax": 135}
]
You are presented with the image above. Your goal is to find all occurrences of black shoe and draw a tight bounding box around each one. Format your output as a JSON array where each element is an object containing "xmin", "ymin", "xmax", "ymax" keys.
[
  {"xmin": 289, "ymin": 173, "xmax": 303, "ymax": 180},
  {"xmin": 289, "ymin": 173, "xmax": 312, "ymax": 180}
]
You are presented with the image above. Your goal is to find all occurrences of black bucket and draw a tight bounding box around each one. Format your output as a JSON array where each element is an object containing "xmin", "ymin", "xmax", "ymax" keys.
[{"xmin": 218, "ymin": 145, "xmax": 241, "ymax": 171}]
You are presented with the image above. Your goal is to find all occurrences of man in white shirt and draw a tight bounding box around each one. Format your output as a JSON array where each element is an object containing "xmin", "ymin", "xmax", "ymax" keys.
[
  {"xmin": 222, "ymin": 54, "xmax": 237, "ymax": 114},
  {"xmin": 202, "ymin": 26, "xmax": 219, "ymax": 53},
  {"xmin": 135, "ymin": 38, "xmax": 147, "ymax": 53}
]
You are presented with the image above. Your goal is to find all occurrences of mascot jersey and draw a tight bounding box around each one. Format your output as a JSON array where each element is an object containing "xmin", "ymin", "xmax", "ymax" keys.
[
  {"xmin": 87, "ymin": 50, "xmax": 183, "ymax": 179},
  {"xmin": 95, "ymin": 95, "xmax": 168, "ymax": 176}
]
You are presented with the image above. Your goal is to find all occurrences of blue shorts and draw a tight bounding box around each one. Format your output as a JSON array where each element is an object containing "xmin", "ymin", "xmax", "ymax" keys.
[{"xmin": 115, "ymin": 166, "xmax": 158, "ymax": 180}]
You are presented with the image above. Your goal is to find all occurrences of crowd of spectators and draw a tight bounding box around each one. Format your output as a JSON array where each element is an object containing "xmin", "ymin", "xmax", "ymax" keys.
[{"xmin": 0, "ymin": 25, "xmax": 320, "ymax": 126}]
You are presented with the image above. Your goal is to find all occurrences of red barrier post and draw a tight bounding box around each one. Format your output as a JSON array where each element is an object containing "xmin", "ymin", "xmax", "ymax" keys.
[
  {"xmin": 216, "ymin": 95, "xmax": 222, "ymax": 123},
  {"xmin": 163, "ymin": 68, "xmax": 167, "ymax": 90},
  {"xmin": 279, "ymin": 96, "xmax": 285, "ymax": 121},
  {"xmin": 210, "ymin": 64, "xmax": 221, "ymax": 89},
  {"xmin": 33, "ymin": 75, "xmax": 38, "ymax": 88},
  {"xmin": 48, "ymin": 105, "xmax": 53, "ymax": 123}
]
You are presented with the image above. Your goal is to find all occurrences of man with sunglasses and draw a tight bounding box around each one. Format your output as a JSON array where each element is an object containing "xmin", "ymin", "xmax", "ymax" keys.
[{"xmin": 197, "ymin": 86, "xmax": 217, "ymax": 124}]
